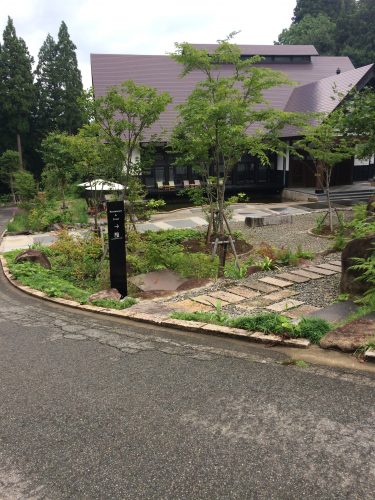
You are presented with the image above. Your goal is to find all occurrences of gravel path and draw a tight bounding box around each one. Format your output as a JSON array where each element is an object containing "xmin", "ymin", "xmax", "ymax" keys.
[{"xmin": 232, "ymin": 212, "xmax": 346, "ymax": 254}]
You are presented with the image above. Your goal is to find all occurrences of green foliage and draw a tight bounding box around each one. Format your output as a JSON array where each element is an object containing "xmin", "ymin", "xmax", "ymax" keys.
[
  {"xmin": 0, "ymin": 17, "xmax": 35, "ymax": 161},
  {"xmin": 277, "ymin": 14, "xmax": 336, "ymax": 55},
  {"xmin": 257, "ymin": 256, "xmax": 275, "ymax": 271},
  {"xmin": 13, "ymin": 170, "xmax": 37, "ymax": 201},
  {"xmin": 171, "ymin": 308, "xmax": 229, "ymax": 326},
  {"xmin": 41, "ymin": 132, "xmax": 76, "ymax": 208},
  {"xmin": 0, "ymin": 150, "xmax": 20, "ymax": 200},
  {"xmin": 224, "ymin": 261, "xmax": 248, "ymax": 279},
  {"xmin": 91, "ymin": 297, "xmax": 137, "ymax": 309},
  {"xmin": 292, "ymin": 317, "xmax": 331, "ymax": 344},
  {"xmin": 143, "ymin": 228, "xmax": 201, "ymax": 245},
  {"xmin": 231, "ymin": 312, "xmax": 294, "ymax": 334},
  {"xmin": 6, "ymin": 211, "xmax": 29, "ymax": 232},
  {"xmin": 170, "ymin": 309, "xmax": 331, "ymax": 344}
]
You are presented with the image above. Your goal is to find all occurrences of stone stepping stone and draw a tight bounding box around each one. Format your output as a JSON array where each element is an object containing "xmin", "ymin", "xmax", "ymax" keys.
[
  {"xmin": 171, "ymin": 299, "xmax": 213, "ymax": 313},
  {"xmin": 259, "ymin": 277, "xmax": 293, "ymax": 288},
  {"xmin": 208, "ymin": 291, "xmax": 245, "ymax": 304},
  {"xmin": 303, "ymin": 266, "xmax": 336, "ymax": 276},
  {"xmin": 262, "ymin": 289, "xmax": 298, "ymax": 302},
  {"xmin": 290, "ymin": 269, "xmax": 324, "ymax": 280},
  {"xmin": 267, "ymin": 299, "xmax": 304, "ymax": 312},
  {"xmin": 329, "ymin": 260, "xmax": 342, "ymax": 266},
  {"xmin": 308, "ymin": 300, "xmax": 358, "ymax": 323},
  {"xmin": 235, "ymin": 301, "xmax": 258, "ymax": 311},
  {"xmin": 191, "ymin": 295, "xmax": 229, "ymax": 307},
  {"xmin": 316, "ymin": 263, "xmax": 341, "ymax": 272},
  {"xmin": 284, "ymin": 304, "xmax": 321, "ymax": 318},
  {"xmin": 226, "ymin": 287, "xmax": 260, "ymax": 299},
  {"xmin": 277, "ymin": 272, "xmax": 310, "ymax": 283},
  {"xmin": 242, "ymin": 282, "xmax": 278, "ymax": 293}
]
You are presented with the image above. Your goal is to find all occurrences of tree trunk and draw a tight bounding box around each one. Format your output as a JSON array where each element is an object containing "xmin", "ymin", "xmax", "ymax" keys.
[
  {"xmin": 16, "ymin": 133, "xmax": 23, "ymax": 170},
  {"xmin": 326, "ymin": 168, "xmax": 333, "ymax": 232},
  {"xmin": 217, "ymin": 181, "xmax": 226, "ymax": 277}
]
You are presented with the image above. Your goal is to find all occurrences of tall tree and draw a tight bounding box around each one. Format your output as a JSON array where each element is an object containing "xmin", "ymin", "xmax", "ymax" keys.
[
  {"xmin": 171, "ymin": 37, "xmax": 301, "ymax": 275},
  {"xmin": 293, "ymin": 0, "xmax": 344, "ymax": 23},
  {"xmin": 34, "ymin": 34, "xmax": 59, "ymax": 137},
  {"xmin": 55, "ymin": 21, "xmax": 84, "ymax": 133},
  {"xmin": 277, "ymin": 14, "xmax": 336, "ymax": 55},
  {"xmin": 0, "ymin": 17, "xmax": 35, "ymax": 168}
]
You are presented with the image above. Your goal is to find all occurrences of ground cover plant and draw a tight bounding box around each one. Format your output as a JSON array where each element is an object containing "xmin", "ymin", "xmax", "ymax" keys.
[{"xmin": 170, "ymin": 310, "xmax": 331, "ymax": 344}]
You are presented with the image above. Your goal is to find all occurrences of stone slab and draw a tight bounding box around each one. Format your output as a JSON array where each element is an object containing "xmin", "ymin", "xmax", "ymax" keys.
[
  {"xmin": 242, "ymin": 281, "xmax": 278, "ymax": 293},
  {"xmin": 208, "ymin": 291, "xmax": 245, "ymax": 304},
  {"xmin": 235, "ymin": 301, "xmax": 258, "ymax": 311},
  {"xmin": 259, "ymin": 277, "xmax": 294, "ymax": 288},
  {"xmin": 308, "ymin": 300, "xmax": 358, "ymax": 323},
  {"xmin": 316, "ymin": 263, "xmax": 341, "ymax": 272},
  {"xmin": 284, "ymin": 304, "xmax": 321, "ymax": 318},
  {"xmin": 249, "ymin": 332, "xmax": 284, "ymax": 344},
  {"xmin": 267, "ymin": 299, "xmax": 304, "ymax": 312},
  {"xmin": 169, "ymin": 299, "xmax": 212, "ymax": 313},
  {"xmin": 277, "ymin": 272, "xmax": 310, "ymax": 283},
  {"xmin": 290, "ymin": 269, "xmax": 324, "ymax": 280},
  {"xmin": 226, "ymin": 287, "xmax": 260, "ymax": 299},
  {"xmin": 329, "ymin": 260, "xmax": 342, "ymax": 266},
  {"xmin": 191, "ymin": 295, "xmax": 229, "ymax": 307},
  {"xmin": 303, "ymin": 266, "xmax": 336, "ymax": 276},
  {"xmin": 245, "ymin": 215, "xmax": 293, "ymax": 227},
  {"xmin": 282, "ymin": 338, "xmax": 311, "ymax": 348},
  {"xmin": 130, "ymin": 269, "xmax": 189, "ymax": 291},
  {"xmin": 262, "ymin": 289, "xmax": 298, "ymax": 302},
  {"xmin": 162, "ymin": 318, "xmax": 207, "ymax": 331},
  {"xmin": 201, "ymin": 323, "xmax": 251, "ymax": 337}
]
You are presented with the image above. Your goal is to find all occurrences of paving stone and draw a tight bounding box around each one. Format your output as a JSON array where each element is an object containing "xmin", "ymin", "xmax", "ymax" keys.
[
  {"xmin": 242, "ymin": 281, "xmax": 279, "ymax": 293},
  {"xmin": 169, "ymin": 299, "xmax": 212, "ymax": 312},
  {"xmin": 235, "ymin": 301, "xmax": 258, "ymax": 311},
  {"xmin": 226, "ymin": 287, "xmax": 260, "ymax": 299},
  {"xmin": 290, "ymin": 269, "xmax": 324, "ymax": 280},
  {"xmin": 303, "ymin": 266, "xmax": 336, "ymax": 276},
  {"xmin": 277, "ymin": 272, "xmax": 310, "ymax": 283},
  {"xmin": 262, "ymin": 289, "xmax": 298, "ymax": 302},
  {"xmin": 284, "ymin": 304, "xmax": 321, "ymax": 318},
  {"xmin": 208, "ymin": 291, "xmax": 245, "ymax": 304},
  {"xmin": 316, "ymin": 263, "xmax": 342, "ymax": 272},
  {"xmin": 329, "ymin": 260, "xmax": 342, "ymax": 266},
  {"xmin": 259, "ymin": 277, "xmax": 294, "ymax": 288},
  {"xmin": 190, "ymin": 295, "xmax": 229, "ymax": 307},
  {"xmin": 266, "ymin": 299, "xmax": 304, "ymax": 312}
]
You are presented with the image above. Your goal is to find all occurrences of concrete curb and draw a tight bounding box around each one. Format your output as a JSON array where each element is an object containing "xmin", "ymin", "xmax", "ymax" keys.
[
  {"xmin": 365, "ymin": 349, "xmax": 375, "ymax": 362},
  {"xmin": 0, "ymin": 254, "xmax": 310, "ymax": 349}
]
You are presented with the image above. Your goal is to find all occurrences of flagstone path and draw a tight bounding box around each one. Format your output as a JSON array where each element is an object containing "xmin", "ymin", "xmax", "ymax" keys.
[{"xmin": 164, "ymin": 259, "xmax": 342, "ymax": 319}]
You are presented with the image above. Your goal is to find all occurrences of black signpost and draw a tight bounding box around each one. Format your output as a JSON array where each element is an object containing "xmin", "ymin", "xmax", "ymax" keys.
[{"xmin": 106, "ymin": 200, "xmax": 127, "ymax": 297}]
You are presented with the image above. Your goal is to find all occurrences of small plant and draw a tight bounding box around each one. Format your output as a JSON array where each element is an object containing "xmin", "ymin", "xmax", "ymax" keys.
[
  {"xmin": 91, "ymin": 297, "xmax": 137, "ymax": 309},
  {"xmin": 314, "ymin": 213, "xmax": 326, "ymax": 234},
  {"xmin": 293, "ymin": 317, "xmax": 331, "ymax": 344},
  {"xmin": 354, "ymin": 338, "xmax": 375, "ymax": 358},
  {"xmin": 281, "ymin": 359, "xmax": 309, "ymax": 368},
  {"xmin": 336, "ymin": 293, "xmax": 350, "ymax": 302},
  {"xmin": 258, "ymin": 256, "xmax": 275, "ymax": 271},
  {"xmin": 295, "ymin": 245, "xmax": 314, "ymax": 260},
  {"xmin": 170, "ymin": 310, "xmax": 229, "ymax": 326},
  {"xmin": 224, "ymin": 261, "xmax": 248, "ymax": 279}
]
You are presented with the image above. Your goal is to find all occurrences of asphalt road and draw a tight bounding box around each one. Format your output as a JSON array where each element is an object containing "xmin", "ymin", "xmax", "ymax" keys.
[{"xmin": 1, "ymin": 206, "xmax": 375, "ymax": 499}]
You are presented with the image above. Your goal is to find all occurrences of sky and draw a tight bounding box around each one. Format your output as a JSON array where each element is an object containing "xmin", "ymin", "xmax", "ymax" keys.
[{"xmin": 0, "ymin": 0, "xmax": 296, "ymax": 88}]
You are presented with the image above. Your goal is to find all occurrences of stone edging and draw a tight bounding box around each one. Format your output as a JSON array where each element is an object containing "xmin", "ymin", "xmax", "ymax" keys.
[{"xmin": 0, "ymin": 254, "xmax": 310, "ymax": 350}]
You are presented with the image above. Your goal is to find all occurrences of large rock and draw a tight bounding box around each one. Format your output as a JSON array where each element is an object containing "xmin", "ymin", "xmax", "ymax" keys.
[
  {"xmin": 340, "ymin": 235, "xmax": 375, "ymax": 295},
  {"xmin": 15, "ymin": 249, "xmax": 51, "ymax": 269},
  {"xmin": 320, "ymin": 318, "xmax": 375, "ymax": 352},
  {"xmin": 88, "ymin": 288, "xmax": 122, "ymax": 302}
]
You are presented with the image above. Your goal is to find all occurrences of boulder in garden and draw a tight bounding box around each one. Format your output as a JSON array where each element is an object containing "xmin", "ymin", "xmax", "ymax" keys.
[{"xmin": 15, "ymin": 249, "xmax": 51, "ymax": 269}]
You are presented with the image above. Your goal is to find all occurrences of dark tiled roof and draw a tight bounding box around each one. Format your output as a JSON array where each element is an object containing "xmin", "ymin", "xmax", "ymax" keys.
[
  {"xmin": 190, "ymin": 44, "xmax": 319, "ymax": 56},
  {"xmin": 91, "ymin": 47, "xmax": 373, "ymax": 141}
]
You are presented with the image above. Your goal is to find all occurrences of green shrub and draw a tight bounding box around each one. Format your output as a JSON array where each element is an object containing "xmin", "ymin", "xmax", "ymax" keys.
[
  {"xmin": 7, "ymin": 211, "xmax": 29, "ymax": 232},
  {"xmin": 293, "ymin": 317, "xmax": 331, "ymax": 344},
  {"xmin": 144, "ymin": 228, "xmax": 201, "ymax": 245}
]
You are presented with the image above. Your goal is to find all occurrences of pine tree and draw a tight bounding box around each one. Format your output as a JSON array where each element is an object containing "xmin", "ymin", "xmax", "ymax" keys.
[
  {"xmin": 0, "ymin": 17, "xmax": 35, "ymax": 167},
  {"xmin": 55, "ymin": 21, "xmax": 84, "ymax": 133},
  {"xmin": 35, "ymin": 34, "xmax": 59, "ymax": 136}
]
